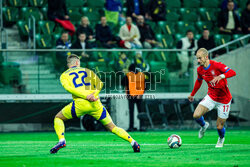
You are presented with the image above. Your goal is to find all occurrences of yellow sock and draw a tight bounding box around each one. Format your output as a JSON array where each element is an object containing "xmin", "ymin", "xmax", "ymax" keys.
[
  {"xmin": 54, "ymin": 118, "xmax": 65, "ymax": 141},
  {"xmin": 111, "ymin": 126, "xmax": 133, "ymax": 143}
]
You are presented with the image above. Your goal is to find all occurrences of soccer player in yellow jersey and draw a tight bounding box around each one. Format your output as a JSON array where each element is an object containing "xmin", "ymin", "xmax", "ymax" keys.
[{"xmin": 50, "ymin": 54, "xmax": 140, "ymax": 153}]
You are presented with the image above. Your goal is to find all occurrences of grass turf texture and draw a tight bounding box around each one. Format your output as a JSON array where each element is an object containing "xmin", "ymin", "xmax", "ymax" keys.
[{"xmin": 0, "ymin": 130, "xmax": 250, "ymax": 167}]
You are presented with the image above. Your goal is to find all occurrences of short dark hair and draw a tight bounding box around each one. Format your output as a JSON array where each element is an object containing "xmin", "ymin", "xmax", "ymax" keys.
[
  {"xmin": 61, "ymin": 31, "xmax": 68, "ymax": 36},
  {"xmin": 228, "ymin": 0, "xmax": 234, "ymax": 4},
  {"xmin": 186, "ymin": 30, "xmax": 193, "ymax": 34},
  {"xmin": 203, "ymin": 28, "xmax": 209, "ymax": 31},
  {"xmin": 78, "ymin": 32, "xmax": 86, "ymax": 36}
]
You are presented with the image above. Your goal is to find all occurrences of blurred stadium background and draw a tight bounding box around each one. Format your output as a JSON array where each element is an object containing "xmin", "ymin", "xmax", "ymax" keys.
[
  {"xmin": 0, "ymin": 0, "xmax": 249, "ymax": 132},
  {"xmin": 0, "ymin": 0, "xmax": 250, "ymax": 166}
]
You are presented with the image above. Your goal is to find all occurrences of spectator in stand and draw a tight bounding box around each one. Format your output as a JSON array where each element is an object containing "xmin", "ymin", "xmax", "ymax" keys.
[
  {"xmin": 48, "ymin": 0, "xmax": 75, "ymax": 35},
  {"xmin": 56, "ymin": 32, "xmax": 72, "ymax": 69},
  {"xmin": 119, "ymin": 17, "xmax": 142, "ymax": 49},
  {"xmin": 56, "ymin": 32, "xmax": 71, "ymax": 50},
  {"xmin": 176, "ymin": 30, "xmax": 198, "ymax": 78},
  {"xmin": 117, "ymin": 52, "xmax": 131, "ymax": 73},
  {"xmin": 76, "ymin": 17, "xmax": 95, "ymax": 41},
  {"xmin": 136, "ymin": 15, "xmax": 159, "ymax": 49},
  {"xmin": 71, "ymin": 33, "xmax": 92, "ymax": 62},
  {"xmin": 95, "ymin": 16, "xmax": 117, "ymax": 48},
  {"xmin": 218, "ymin": 0, "xmax": 242, "ymax": 34},
  {"xmin": 105, "ymin": 0, "xmax": 125, "ymax": 24},
  {"xmin": 146, "ymin": 0, "xmax": 166, "ymax": 22},
  {"xmin": 198, "ymin": 29, "xmax": 217, "ymax": 57},
  {"xmin": 241, "ymin": 1, "xmax": 250, "ymax": 34},
  {"xmin": 221, "ymin": 0, "xmax": 238, "ymax": 10},
  {"xmin": 126, "ymin": 0, "xmax": 145, "ymax": 21},
  {"xmin": 133, "ymin": 51, "xmax": 149, "ymax": 72}
]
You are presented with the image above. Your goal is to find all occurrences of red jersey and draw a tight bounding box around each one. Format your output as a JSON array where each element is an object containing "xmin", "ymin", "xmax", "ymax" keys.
[{"xmin": 193, "ymin": 60, "xmax": 236, "ymax": 104}]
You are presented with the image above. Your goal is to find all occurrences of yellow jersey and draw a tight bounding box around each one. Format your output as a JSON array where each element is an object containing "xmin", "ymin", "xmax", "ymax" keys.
[{"xmin": 60, "ymin": 66, "xmax": 103, "ymax": 101}]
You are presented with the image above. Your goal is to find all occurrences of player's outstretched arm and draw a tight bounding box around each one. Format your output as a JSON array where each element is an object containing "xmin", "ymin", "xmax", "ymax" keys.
[
  {"xmin": 189, "ymin": 79, "xmax": 203, "ymax": 102},
  {"xmin": 211, "ymin": 68, "xmax": 236, "ymax": 84}
]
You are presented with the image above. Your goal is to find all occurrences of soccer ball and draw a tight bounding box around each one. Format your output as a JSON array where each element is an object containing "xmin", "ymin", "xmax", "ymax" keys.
[{"xmin": 167, "ymin": 134, "xmax": 182, "ymax": 148}]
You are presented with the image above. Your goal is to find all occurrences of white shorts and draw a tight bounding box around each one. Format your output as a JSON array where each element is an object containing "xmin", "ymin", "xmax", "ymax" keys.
[{"xmin": 199, "ymin": 95, "xmax": 231, "ymax": 119}]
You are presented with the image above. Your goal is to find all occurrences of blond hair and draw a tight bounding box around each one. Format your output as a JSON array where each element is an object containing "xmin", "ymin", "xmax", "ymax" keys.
[
  {"xmin": 81, "ymin": 16, "xmax": 90, "ymax": 26},
  {"xmin": 67, "ymin": 54, "xmax": 80, "ymax": 66},
  {"xmin": 197, "ymin": 48, "xmax": 209, "ymax": 57}
]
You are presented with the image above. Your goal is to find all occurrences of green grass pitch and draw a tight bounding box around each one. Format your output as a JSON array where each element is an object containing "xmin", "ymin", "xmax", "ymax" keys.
[{"xmin": 0, "ymin": 130, "xmax": 250, "ymax": 167}]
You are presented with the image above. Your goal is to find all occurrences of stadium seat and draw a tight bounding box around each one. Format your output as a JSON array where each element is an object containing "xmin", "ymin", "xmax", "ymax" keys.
[
  {"xmin": 155, "ymin": 34, "xmax": 174, "ymax": 48},
  {"xmin": 195, "ymin": 34, "xmax": 202, "ymax": 40},
  {"xmin": 163, "ymin": 22, "xmax": 176, "ymax": 35},
  {"xmin": 201, "ymin": 0, "xmax": 219, "ymax": 8},
  {"xmin": 87, "ymin": 50, "xmax": 107, "ymax": 62},
  {"xmin": 155, "ymin": 21, "xmax": 165, "ymax": 34},
  {"xmin": 86, "ymin": 0, "xmax": 105, "ymax": 8},
  {"xmin": 231, "ymin": 34, "xmax": 244, "ymax": 49},
  {"xmin": 175, "ymin": 21, "xmax": 195, "ymax": 35},
  {"xmin": 0, "ymin": 62, "xmax": 22, "ymax": 85},
  {"xmin": 174, "ymin": 33, "xmax": 183, "ymax": 45},
  {"xmin": 145, "ymin": 49, "xmax": 166, "ymax": 62},
  {"xmin": 195, "ymin": 21, "xmax": 213, "ymax": 33},
  {"xmin": 2, "ymin": 7, "xmax": 19, "ymax": 26},
  {"xmin": 20, "ymin": 7, "xmax": 41, "ymax": 21},
  {"xmin": 166, "ymin": 12, "xmax": 180, "ymax": 22},
  {"xmin": 174, "ymin": 33, "xmax": 183, "ymax": 41},
  {"xmin": 149, "ymin": 61, "xmax": 169, "ymax": 83},
  {"xmin": 166, "ymin": 52, "xmax": 181, "ymax": 72},
  {"xmin": 66, "ymin": 0, "xmax": 84, "ymax": 7},
  {"xmin": 17, "ymin": 20, "xmax": 29, "ymax": 40},
  {"xmin": 35, "ymin": 34, "xmax": 53, "ymax": 49},
  {"xmin": 107, "ymin": 22, "xmax": 116, "ymax": 32},
  {"xmin": 7, "ymin": 0, "xmax": 28, "ymax": 7},
  {"xmin": 214, "ymin": 34, "xmax": 231, "ymax": 46},
  {"xmin": 37, "ymin": 21, "xmax": 55, "ymax": 35},
  {"xmin": 80, "ymin": 7, "xmax": 102, "ymax": 22},
  {"xmin": 183, "ymin": 0, "xmax": 200, "ymax": 8},
  {"xmin": 40, "ymin": 6, "xmax": 48, "ymax": 20},
  {"xmin": 52, "ymin": 33, "xmax": 61, "ymax": 46},
  {"xmin": 68, "ymin": 9, "xmax": 82, "ymax": 22},
  {"xmin": 198, "ymin": 8, "xmax": 218, "ymax": 22},
  {"xmin": 87, "ymin": 61, "xmax": 109, "ymax": 72},
  {"xmin": 166, "ymin": 0, "xmax": 181, "ymax": 8},
  {"xmin": 179, "ymin": 8, "xmax": 198, "ymax": 22},
  {"xmin": 122, "ymin": 7, "xmax": 127, "ymax": 16},
  {"xmin": 53, "ymin": 25, "xmax": 64, "ymax": 34},
  {"xmin": 29, "ymin": 0, "xmax": 46, "ymax": 7},
  {"xmin": 147, "ymin": 21, "xmax": 156, "ymax": 32}
]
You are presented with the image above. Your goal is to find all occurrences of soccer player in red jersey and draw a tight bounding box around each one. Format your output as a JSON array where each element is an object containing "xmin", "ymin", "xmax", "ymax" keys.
[{"xmin": 188, "ymin": 48, "xmax": 236, "ymax": 148}]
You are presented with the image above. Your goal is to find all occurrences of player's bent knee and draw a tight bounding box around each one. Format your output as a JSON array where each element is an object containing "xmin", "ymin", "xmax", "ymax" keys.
[
  {"xmin": 105, "ymin": 122, "xmax": 116, "ymax": 132},
  {"xmin": 55, "ymin": 111, "xmax": 67, "ymax": 121},
  {"xmin": 193, "ymin": 112, "xmax": 201, "ymax": 119},
  {"xmin": 217, "ymin": 124, "xmax": 224, "ymax": 130}
]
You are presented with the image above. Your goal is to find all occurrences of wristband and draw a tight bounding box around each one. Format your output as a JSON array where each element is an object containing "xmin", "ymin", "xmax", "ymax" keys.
[{"xmin": 219, "ymin": 74, "xmax": 225, "ymax": 79}]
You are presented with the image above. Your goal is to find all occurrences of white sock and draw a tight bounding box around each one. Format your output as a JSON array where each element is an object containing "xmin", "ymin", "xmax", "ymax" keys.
[
  {"xmin": 59, "ymin": 139, "xmax": 66, "ymax": 143},
  {"xmin": 131, "ymin": 140, "xmax": 135, "ymax": 146}
]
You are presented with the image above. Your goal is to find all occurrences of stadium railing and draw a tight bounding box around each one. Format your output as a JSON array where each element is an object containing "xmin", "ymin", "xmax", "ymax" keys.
[{"xmin": 208, "ymin": 34, "xmax": 250, "ymax": 58}]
